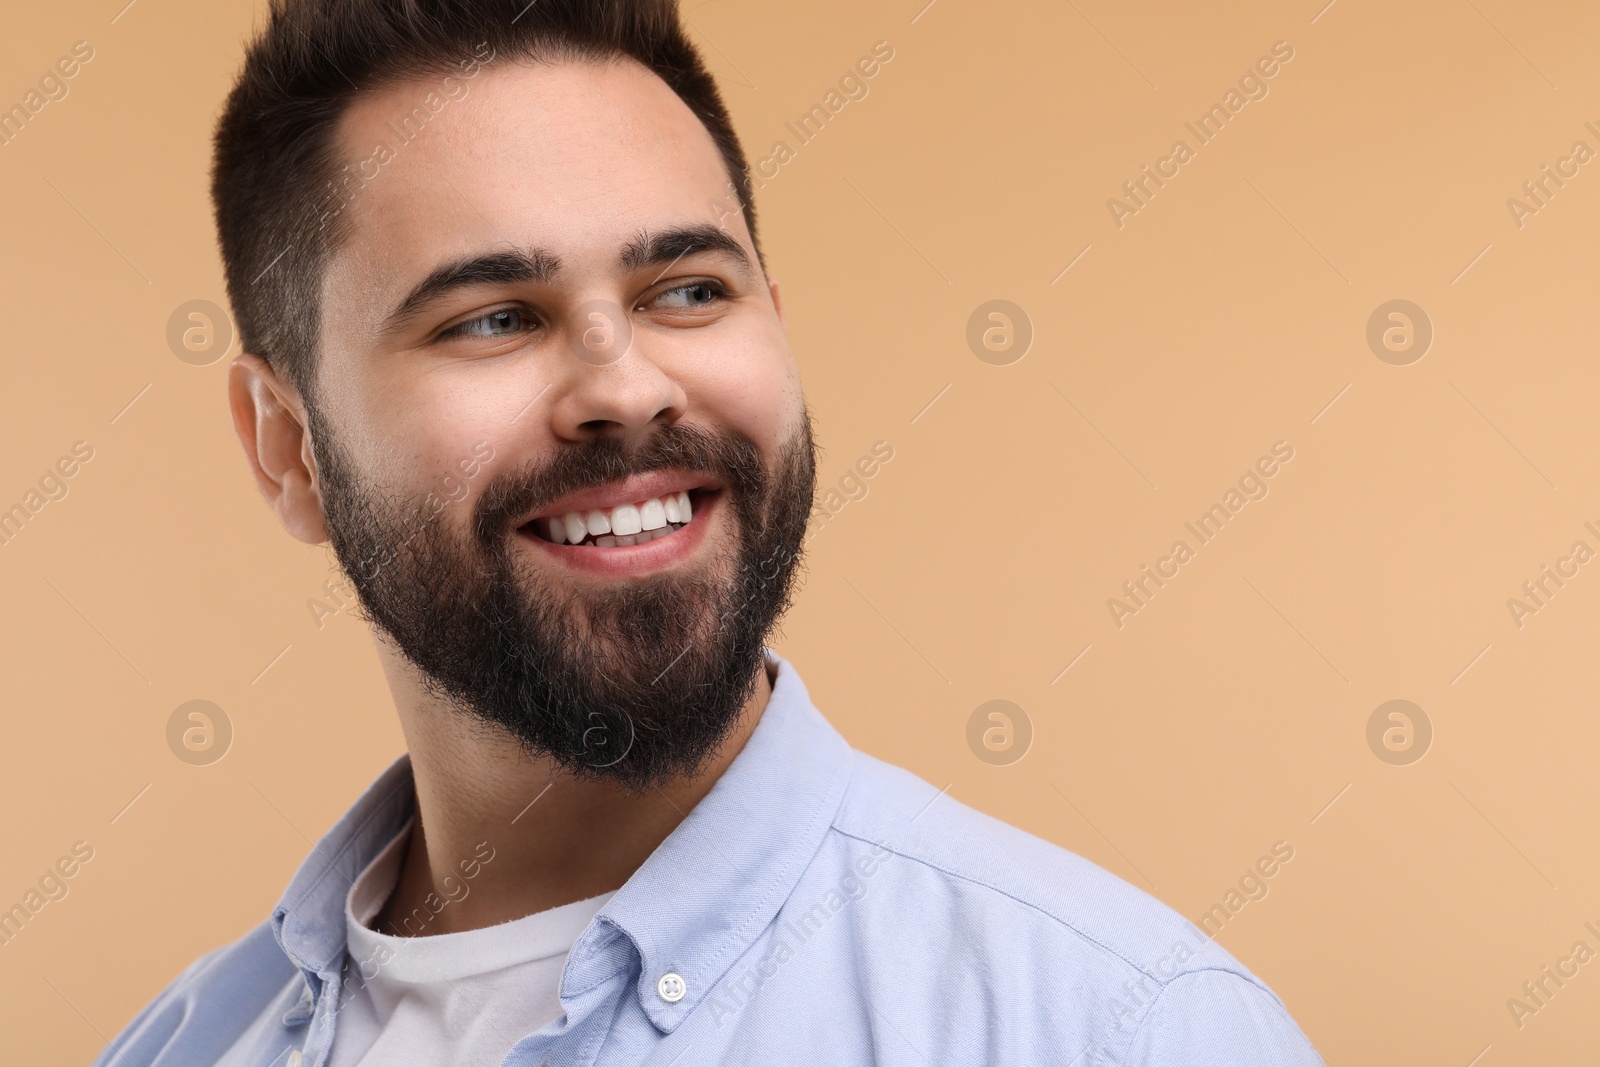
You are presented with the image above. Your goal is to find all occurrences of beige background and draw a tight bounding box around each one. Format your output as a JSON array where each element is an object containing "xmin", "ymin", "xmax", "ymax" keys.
[{"xmin": 2, "ymin": 0, "xmax": 1597, "ymax": 1061}]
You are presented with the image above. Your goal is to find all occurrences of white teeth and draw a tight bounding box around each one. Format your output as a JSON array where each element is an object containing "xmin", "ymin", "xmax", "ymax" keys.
[
  {"xmin": 596, "ymin": 535, "xmax": 616, "ymax": 547},
  {"xmin": 611, "ymin": 503, "xmax": 642, "ymax": 536},
  {"xmin": 536, "ymin": 491, "xmax": 700, "ymax": 545},
  {"xmin": 562, "ymin": 512, "xmax": 586, "ymax": 545}
]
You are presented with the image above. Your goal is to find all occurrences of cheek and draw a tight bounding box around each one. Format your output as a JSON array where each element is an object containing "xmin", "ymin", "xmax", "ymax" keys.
[
  {"xmin": 690, "ymin": 320, "xmax": 800, "ymax": 448},
  {"xmin": 341, "ymin": 374, "xmax": 509, "ymax": 508}
]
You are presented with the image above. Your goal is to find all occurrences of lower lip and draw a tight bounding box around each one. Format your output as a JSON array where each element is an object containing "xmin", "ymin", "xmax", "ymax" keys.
[{"xmin": 515, "ymin": 491, "xmax": 721, "ymax": 577}]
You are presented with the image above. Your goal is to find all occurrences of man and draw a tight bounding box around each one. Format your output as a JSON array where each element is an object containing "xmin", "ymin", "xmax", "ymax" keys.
[{"xmin": 99, "ymin": 1, "xmax": 1322, "ymax": 1064}]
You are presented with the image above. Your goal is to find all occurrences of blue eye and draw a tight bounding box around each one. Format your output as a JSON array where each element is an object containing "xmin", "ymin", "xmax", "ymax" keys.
[
  {"xmin": 653, "ymin": 281, "xmax": 725, "ymax": 308},
  {"xmin": 443, "ymin": 308, "xmax": 526, "ymax": 338}
]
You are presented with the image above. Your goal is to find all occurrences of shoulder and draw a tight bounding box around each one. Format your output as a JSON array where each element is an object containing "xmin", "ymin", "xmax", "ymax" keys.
[
  {"xmin": 822, "ymin": 748, "xmax": 1321, "ymax": 1065},
  {"xmin": 830, "ymin": 748, "xmax": 1225, "ymax": 972},
  {"xmin": 93, "ymin": 920, "xmax": 301, "ymax": 1067}
]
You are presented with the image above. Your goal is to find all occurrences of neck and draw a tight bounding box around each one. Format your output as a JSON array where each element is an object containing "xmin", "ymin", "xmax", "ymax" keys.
[{"xmin": 370, "ymin": 652, "xmax": 775, "ymax": 937}]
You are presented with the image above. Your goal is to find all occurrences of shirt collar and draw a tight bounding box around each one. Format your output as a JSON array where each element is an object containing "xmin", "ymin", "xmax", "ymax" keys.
[
  {"xmin": 560, "ymin": 650, "xmax": 854, "ymax": 1032},
  {"xmin": 268, "ymin": 649, "xmax": 854, "ymax": 1033},
  {"xmin": 271, "ymin": 750, "xmax": 415, "ymax": 981}
]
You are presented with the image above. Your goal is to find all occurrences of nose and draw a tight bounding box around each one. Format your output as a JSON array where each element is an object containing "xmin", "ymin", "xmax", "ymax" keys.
[{"xmin": 546, "ymin": 305, "xmax": 688, "ymax": 443}]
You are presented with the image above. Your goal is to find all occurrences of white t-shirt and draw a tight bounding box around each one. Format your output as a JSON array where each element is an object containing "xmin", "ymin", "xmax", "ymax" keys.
[{"xmin": 325, "ymin": 815, "xmax": 615, "ymax": 1067}]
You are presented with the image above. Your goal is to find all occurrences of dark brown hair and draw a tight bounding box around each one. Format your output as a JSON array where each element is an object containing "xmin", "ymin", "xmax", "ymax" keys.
[{"xmin": 211, "ymin": 0, "xmax": 759, "ymax": 404}]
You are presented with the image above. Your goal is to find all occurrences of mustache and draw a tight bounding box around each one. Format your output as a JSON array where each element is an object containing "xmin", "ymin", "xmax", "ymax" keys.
[{"xmin": 473, "ymin": 423, "xmax": 765, "ymax": 541}]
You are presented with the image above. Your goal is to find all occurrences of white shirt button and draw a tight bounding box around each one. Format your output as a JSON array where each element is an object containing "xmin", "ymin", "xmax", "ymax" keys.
[
  {"xmin": 287, "ymin": 1052, "xmax": 303, "ymax": 1067},
  {"xmin": 657, "ymin": 972, "xmax": 687, "ymax": 1003}
]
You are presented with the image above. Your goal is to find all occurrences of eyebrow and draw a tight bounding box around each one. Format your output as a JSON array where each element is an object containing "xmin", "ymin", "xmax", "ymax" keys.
[
  {"xmin": 384, "ymin": 248, "xmax": 561, "ymax": 332},
  {"xmin": 382, "ymin": 224, "xmax": 757, "ymax": 335},
  {"xmin": 618, "ymin": 224, "xmax": 756, "ymax": 282}
]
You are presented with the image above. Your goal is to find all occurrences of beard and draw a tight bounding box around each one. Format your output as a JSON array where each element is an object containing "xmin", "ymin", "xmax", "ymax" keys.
[{"xmin": 305, "ymin": 406, "xmax": 817, "ymax": 793}]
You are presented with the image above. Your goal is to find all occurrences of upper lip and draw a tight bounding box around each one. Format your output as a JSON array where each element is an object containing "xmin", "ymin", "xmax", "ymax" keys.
[{"xmin": 517, "ymin": 470, "xmax": 720, "ymax": 525}]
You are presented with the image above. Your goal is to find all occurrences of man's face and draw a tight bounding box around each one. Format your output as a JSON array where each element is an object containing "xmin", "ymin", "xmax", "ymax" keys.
[{"xmin": 302, "ymin": 56, "xmax": 815, "ymax": 791}]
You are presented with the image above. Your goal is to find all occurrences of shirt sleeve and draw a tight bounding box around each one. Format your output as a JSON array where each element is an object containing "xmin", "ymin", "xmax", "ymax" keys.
[{"xmin": 1122, "ymin": 968, "xmax": 1324, "ymax": 1067}]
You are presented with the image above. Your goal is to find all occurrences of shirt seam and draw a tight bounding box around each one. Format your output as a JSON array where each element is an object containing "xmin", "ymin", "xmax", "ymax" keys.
[{"xmin": 1111, "ymin": 965, "xmax": 1302, "ymax": 1066}]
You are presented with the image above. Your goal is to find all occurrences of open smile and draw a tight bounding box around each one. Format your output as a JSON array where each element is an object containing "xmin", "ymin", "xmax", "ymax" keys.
[
  {"xmin": 525, "ymin": 487, "xmax": 710, "ymax": 547},
  {"xmin": 514, "ymin": 472, "xmax": 723, "ymax": 574}
]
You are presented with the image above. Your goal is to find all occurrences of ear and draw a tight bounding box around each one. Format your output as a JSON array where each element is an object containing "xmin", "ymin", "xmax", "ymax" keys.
[
  {"xmin": 227, "ymin": 353, "xmax": 329, "ymax": 545},
  {"xmin": 767, "ymin": 275, "xmax": 787, "ymax": 332}
]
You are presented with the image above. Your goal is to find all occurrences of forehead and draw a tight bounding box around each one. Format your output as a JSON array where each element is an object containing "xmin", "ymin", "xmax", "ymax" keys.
[{"xmin": 323, "ymin": 56, "xmax": 740, "ymax": 308}]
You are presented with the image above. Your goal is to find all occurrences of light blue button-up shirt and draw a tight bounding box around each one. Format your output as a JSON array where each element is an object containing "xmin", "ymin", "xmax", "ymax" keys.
[{"xmin": 96, "ymin": 652, "xmax": 1322, "ymax": 1066}]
